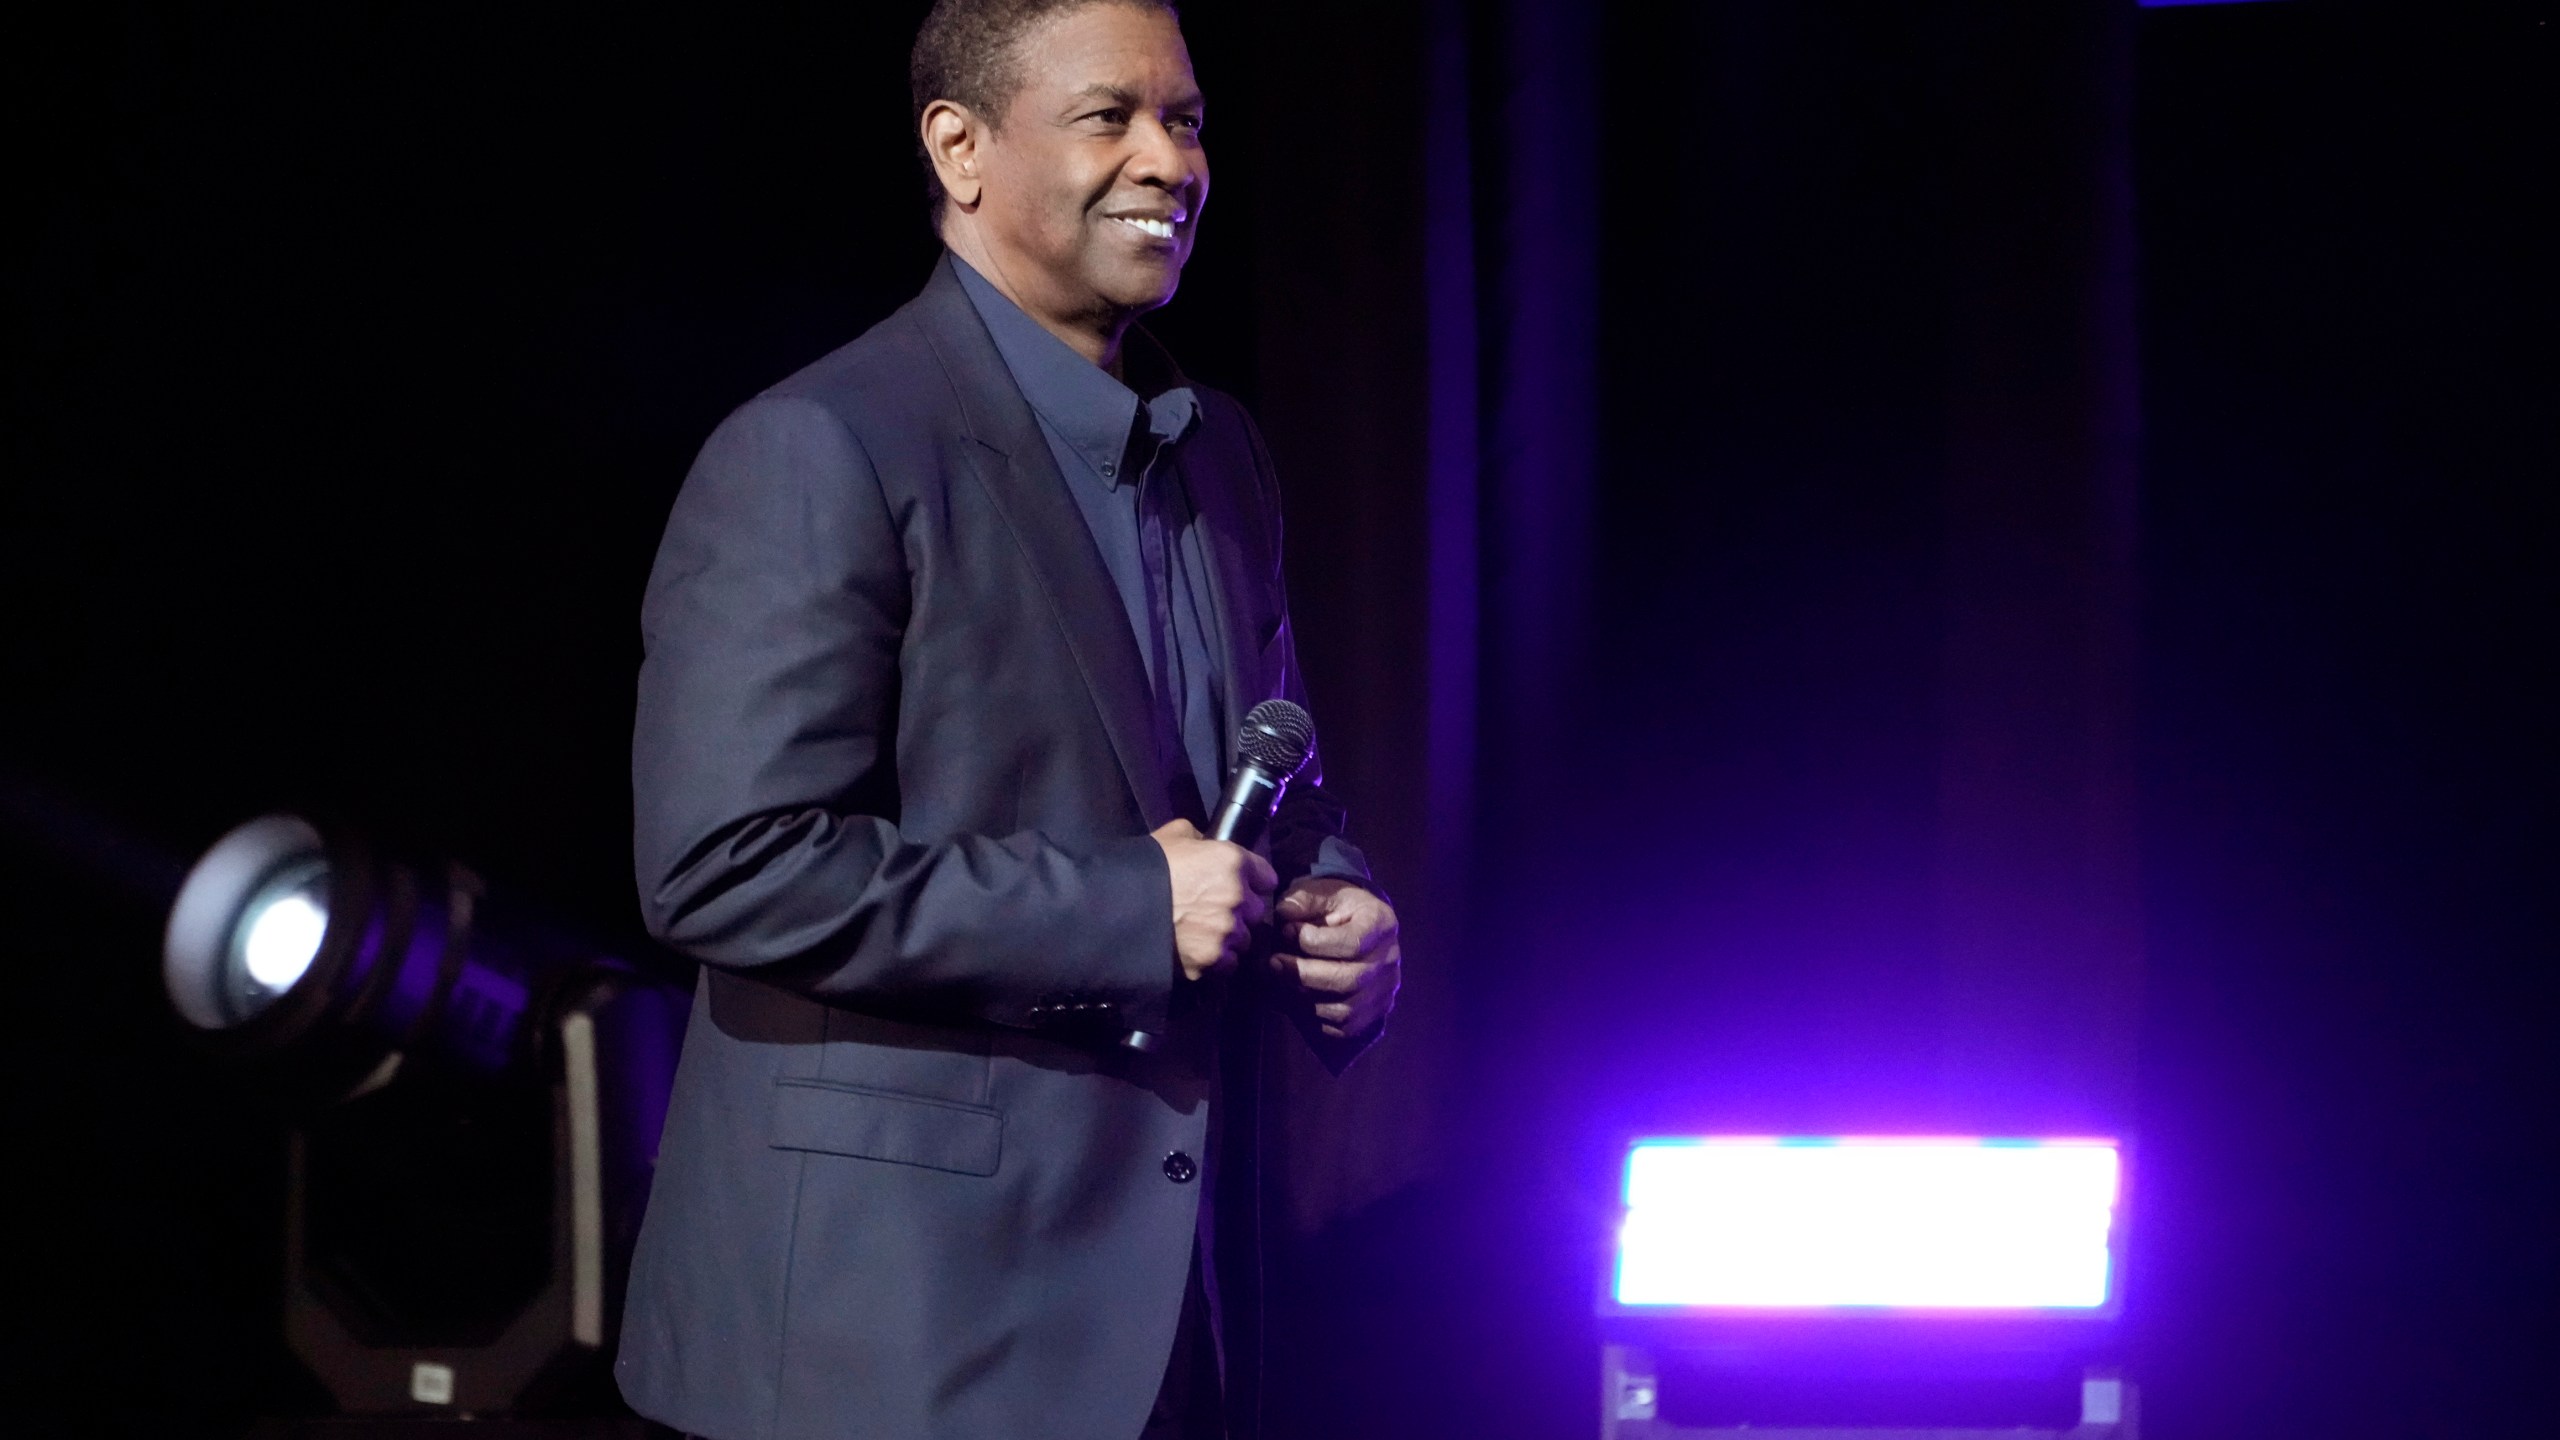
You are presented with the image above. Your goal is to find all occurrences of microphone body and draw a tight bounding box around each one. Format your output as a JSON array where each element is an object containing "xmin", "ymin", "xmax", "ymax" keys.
[
  {"xmin": 1207, "ymin": 764, "xmax": 1287, "ymax": 849},
  {"xmin": 1121, "ymin": 700, "xmax": 1315, "ymax": 1053}
]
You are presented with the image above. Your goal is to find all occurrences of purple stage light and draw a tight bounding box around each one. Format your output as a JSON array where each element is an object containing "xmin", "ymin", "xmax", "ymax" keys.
[{"xmin": 1614, "ymin": 1137, "xmax": 2121, "ymax": 1311}]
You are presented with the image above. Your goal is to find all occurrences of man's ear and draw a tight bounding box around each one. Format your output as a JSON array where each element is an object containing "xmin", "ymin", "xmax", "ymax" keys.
[{"xmin": 920, "ymin": 100, "xmax": 986, "ymax": 209}]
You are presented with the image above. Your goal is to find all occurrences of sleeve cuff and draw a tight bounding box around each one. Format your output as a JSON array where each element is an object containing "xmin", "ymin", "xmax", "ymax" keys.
[{"xmin": 1302, "ymin": 835, "xmax": 1381, "ymax": 902}]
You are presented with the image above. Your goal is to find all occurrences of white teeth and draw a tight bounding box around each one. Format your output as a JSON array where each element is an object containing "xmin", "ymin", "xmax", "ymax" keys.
[{"xmin": 1116, "ymin": 217, "xmax": 1175, "ymax": 240}]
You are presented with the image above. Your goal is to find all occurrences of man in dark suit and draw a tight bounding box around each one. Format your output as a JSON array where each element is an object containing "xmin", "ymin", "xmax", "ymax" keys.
[{"xmin": 615, "ymin": 2, "xmax": 1401, "ymax": 1436}]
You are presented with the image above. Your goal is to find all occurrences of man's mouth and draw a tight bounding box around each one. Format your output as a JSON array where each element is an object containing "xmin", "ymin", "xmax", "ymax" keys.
[{"xmin": 1109, "ymin": 215, "xmax": 1180, "ymax": 242}]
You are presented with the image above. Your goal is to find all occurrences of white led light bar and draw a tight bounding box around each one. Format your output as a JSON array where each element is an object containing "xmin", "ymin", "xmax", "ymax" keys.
[{"xmin": 1614, "ymin": 1137, "xmax": 2121, "ymax": 1311}]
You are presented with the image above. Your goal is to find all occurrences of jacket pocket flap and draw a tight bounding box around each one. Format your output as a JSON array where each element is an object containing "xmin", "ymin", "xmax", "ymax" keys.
[{"xmin": 768, "ymin": 1079, "xmax": 1001, "ymax": 1176}]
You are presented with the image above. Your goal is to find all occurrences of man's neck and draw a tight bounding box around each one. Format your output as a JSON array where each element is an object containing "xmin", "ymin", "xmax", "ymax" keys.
[{"xmin": 943, "ymin": 229, "xmax": 1130, "ymax": 376}]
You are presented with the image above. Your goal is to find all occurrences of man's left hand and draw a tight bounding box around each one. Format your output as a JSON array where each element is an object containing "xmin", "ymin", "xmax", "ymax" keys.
[{"xmin": 1269, "ymin": 878, "xmax": 1400, "ymax": 1042}]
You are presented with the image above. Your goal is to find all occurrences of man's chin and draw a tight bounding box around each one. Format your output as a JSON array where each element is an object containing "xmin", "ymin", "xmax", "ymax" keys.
[{"xmin": 1091, "ymin": 259, "xmax": 1185, "ymax": 316}]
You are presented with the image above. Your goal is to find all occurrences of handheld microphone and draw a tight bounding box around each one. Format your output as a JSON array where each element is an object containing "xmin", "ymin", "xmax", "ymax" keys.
[
  {"xmin": 1122, "ymin": 699, "xmax": 1316, "ymax": 1052},
  {"xmin": 1207, "ymin": 700, "xmax": 1316, "ymax": 847}
]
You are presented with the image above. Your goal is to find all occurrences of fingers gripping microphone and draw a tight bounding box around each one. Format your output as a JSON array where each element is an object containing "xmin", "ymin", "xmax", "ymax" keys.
[{"xmin": 1123, "ymin": 700, "xmax": 1316, "ymax": 1052}]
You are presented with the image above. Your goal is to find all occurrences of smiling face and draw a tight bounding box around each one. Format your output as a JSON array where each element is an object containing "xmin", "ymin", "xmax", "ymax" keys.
[{"xmin": 923, "ymin": 2, "xmax": 1207, "ymax": 360}]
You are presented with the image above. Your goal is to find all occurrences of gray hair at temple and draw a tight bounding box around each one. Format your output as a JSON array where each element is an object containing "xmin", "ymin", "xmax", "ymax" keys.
[{"xmin": 909, "ymin": 0, "xmax": 1183, "ymax": 229}]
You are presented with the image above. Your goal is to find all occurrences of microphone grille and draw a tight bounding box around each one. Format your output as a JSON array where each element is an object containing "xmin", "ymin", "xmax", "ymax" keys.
[{"xmin": 1235, "ymin": 699, "xmax": 1315, "ymax": 781}]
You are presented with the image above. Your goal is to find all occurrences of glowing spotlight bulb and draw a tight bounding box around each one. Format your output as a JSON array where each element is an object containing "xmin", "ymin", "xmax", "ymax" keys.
[
  {"xmin": 166, "ymin": 817, "xmax": 342, "ymax": 1030},
  {"xmin": 242, "ymin": 890, "xmax": 327, "ymax": 990}
]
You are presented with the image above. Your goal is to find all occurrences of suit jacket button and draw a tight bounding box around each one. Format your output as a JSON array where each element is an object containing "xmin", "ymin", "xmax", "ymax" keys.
[{"xmin": 1163, "ymin": 1151, "xmax": 1198, "ymax": 1184}]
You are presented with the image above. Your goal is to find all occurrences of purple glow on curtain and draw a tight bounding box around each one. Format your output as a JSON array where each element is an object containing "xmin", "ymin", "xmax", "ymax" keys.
[
  {"xmin": 1486, "ymin": 0, "xmax": 1595, "ymax": 756},
  {"xmin": 1424, "ymin": 0, "xmax": 1479, "ymax": 902}
]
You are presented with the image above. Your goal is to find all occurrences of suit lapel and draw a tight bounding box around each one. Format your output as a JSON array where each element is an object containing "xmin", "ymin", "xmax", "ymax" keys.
[{"xmin": 911, "ymin": 258, "xmax": 1175, "ymax": 830}]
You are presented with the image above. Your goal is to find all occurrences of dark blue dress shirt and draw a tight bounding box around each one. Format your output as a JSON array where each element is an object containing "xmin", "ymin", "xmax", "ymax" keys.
[{"xmin": 955, "ymin": 256, "xmax": 1230, "ymax": 823}]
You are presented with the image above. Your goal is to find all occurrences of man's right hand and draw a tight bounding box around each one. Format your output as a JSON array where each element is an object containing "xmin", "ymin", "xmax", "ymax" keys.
[{"xmin": 1150, "ymin": 819, "xmax": 1277, "ymax": 982}]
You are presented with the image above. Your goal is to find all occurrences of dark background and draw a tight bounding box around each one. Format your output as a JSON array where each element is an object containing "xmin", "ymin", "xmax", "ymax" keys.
[{"xmin": 2, "ymin": 2, "xmax": 2551, "ymax": 1437}]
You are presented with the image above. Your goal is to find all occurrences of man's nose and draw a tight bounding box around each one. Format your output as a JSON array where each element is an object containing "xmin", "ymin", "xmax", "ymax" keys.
[{"xmin": 1126, "ymin": 116, "xmax": 1203, "ymax": 195}]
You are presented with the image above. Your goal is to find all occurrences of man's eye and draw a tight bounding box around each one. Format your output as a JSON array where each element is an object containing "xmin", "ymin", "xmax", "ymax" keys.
[
  {"xmin": 1169, "ymin": 114, "xmax": 1204, "ymax": 135},
  {"xmin": 1088, "ymin": 108, "xmax": 1131, "ymax": 126}
]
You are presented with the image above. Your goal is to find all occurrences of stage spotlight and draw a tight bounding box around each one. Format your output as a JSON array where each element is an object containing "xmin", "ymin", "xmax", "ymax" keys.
[
  {"xmin": 165, "ymin": 813, "xmax": 637, "ymax": 1088},
  {"xmin": 164, "ymin": 814, "xmax": 689, "ymax": 1422},
  {"xmin": 1600, "ymin": 1136, "xmax": 2134, "ymax": 1438}
]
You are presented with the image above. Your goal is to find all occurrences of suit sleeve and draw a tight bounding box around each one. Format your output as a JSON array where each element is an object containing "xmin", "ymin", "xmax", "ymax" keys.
[{"xmin": 632, "ymin": 394, "xmax": 1178, "ymax": 1033}]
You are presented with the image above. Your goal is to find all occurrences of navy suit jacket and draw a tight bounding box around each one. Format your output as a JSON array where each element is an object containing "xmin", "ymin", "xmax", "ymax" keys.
[{"xmin": 617, "ymin": 256, "xmax": 1368, "ymax": 1440}]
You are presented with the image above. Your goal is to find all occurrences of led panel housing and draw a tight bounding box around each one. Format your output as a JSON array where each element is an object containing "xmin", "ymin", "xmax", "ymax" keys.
[{"xmin": 1613, "ymin": 1137, "xmax": 2121, "ymax": 1311}]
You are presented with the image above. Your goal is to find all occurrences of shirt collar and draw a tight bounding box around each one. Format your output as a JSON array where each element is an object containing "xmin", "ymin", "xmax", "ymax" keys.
[{"xmin": 952, "ymin": 252, "xmax": 1198, "ymax": 486}]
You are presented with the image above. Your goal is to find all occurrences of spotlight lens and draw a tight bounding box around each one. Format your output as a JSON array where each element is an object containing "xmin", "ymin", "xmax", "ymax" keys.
[
  {"xmin": 220, "ymin": 860, "xmax": 331, "ymax": 1022},
  {"xmin": 244, "ymin": 891, "xmax": 328, "ymax": 989}
]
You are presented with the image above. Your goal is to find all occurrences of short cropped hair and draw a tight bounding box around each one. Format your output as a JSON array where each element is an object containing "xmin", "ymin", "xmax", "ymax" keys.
[{"xmin": 909, "ymin": 0, "xmax": 1181, "ymax": 225}]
